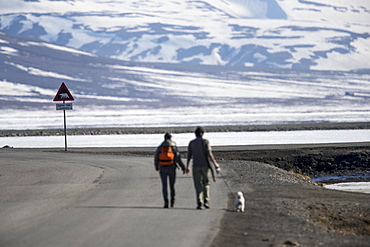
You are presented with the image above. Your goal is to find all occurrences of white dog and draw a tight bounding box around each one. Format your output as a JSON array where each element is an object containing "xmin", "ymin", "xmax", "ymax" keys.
[{"xmin": 234, "ymin": 191, "xmax": 245, "ymax": 212}]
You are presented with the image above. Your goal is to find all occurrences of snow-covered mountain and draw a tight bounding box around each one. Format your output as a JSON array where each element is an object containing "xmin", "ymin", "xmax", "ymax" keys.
[
  {"xmin": 1, "ymin": 0, "xmax": 369, "ymax": 71},
  {"xmin": 1, "ymin": 0, "xmax": 370, "ymax": 130},
  {"xmin": 1, "ymin": 32, "xmax": 370, "ymax": 130}
]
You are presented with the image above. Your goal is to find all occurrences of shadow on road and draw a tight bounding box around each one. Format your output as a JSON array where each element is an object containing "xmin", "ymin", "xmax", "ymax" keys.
[{"xmin": 74, "ymin": 205, "xmax": 202, "ymax": 211}]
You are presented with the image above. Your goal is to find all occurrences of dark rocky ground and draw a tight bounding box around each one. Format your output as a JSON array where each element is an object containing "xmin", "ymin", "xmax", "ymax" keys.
[
  {"xmin": 2, "ymin": 122, "xmax": 370, "ymax": 137},
  {"xmin": 210, "ymin": 144, "xmax": 370, "ymax": 184},
  {"xmin": 209, "ymin": 144, "xmax": 370, "ymax": 247},
  {"xmin": 211, "ymin": 159, "xmax": 370, "ymax": 247}
]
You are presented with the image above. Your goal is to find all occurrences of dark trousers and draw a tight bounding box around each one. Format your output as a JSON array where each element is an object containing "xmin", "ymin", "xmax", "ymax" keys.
[{"xmin": 159, "ymin": 167, "xmax": 176, "ymax": 203}]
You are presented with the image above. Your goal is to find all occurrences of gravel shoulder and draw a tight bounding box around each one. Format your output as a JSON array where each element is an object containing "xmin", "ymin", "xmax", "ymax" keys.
[{"xmin": 212, "ymin": 159, "xmax": 370, "ymax": 247}]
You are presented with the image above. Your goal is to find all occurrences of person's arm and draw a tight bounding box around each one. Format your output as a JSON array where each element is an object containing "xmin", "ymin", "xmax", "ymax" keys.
[
  {"xmin": 185, "ymin": 161, "xmax": 189, "ymax": 174},
  {"xmin": 185, "ymin": 143, "xmax": 192, "ymax": 174},
  {"xmin": 209, "ymin": 154, "xmax": 219, "ymax": 169},
  {"xmin": 174, "ymin": 146, "xmax": 186, "ymax": 173},
  {"xmin": 154, "ymin": 147, "xmax": 160, "ymax": 171},
  {"xmin": 205, "ymin": 140, "xmax": 219, "ymax": 169}
]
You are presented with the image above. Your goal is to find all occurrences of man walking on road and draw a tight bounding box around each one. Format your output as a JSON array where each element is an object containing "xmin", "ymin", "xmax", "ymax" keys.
[
  {"xmin": 155, "ymin": 133, "xmax": 186, "ymax": 208},
  {"xmin": 186, "ymin": 127, "xmax": 220, "ymax": 210}
]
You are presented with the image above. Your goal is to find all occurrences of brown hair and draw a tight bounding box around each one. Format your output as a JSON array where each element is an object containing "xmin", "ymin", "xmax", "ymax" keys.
[{"xmin": 195, "ymin": 127, "xmax": 204, "ymax": 137}]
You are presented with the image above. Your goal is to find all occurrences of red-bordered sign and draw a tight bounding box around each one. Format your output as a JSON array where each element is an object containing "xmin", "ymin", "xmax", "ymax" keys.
[{"xmin": 53, "ymin": 82, "xmax": 74, "ymax": 101}]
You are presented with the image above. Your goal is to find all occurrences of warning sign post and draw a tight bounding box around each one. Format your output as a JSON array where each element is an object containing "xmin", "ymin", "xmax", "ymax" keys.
[{"xmin": 53, "ymin": 82, "xmax": 74, "ymax": 151}]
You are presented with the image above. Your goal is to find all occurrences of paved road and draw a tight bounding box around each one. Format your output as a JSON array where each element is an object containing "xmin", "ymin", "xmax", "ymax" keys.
[{"xmin": 0, "ymin": 149, "xmax": 228, "ymax": 247}]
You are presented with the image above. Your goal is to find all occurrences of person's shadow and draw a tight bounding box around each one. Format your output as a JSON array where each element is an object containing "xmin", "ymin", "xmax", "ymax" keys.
[{"xmin": 75, "ymin": 205, "xmax": 228, "ymax": 211}]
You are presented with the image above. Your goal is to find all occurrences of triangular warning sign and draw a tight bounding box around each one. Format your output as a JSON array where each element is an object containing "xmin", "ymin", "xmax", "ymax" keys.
[{"xmin": 53, "ymin": 82, "xmax": 74, "ymax": 101}]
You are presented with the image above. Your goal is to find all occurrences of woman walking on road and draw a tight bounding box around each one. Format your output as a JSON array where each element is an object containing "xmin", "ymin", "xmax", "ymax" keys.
[{"xmin": 154, "ymin": 133, "xmax": 186, "ymax": 208}]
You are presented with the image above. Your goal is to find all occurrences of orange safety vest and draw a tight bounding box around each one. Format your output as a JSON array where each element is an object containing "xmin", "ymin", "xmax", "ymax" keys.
[{"xmin": 159, "ymin": 146, "xmax": 175, "ymax": 165}]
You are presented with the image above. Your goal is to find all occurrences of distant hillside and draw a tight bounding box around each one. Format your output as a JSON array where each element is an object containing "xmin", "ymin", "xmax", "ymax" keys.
[
  {"xmin": 1, "ymin": 32, "xmax": 370, "ymax": 130},
  {"xmin": 1, "ymin": 0, "xmax": 369, "ymax": 71}
]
